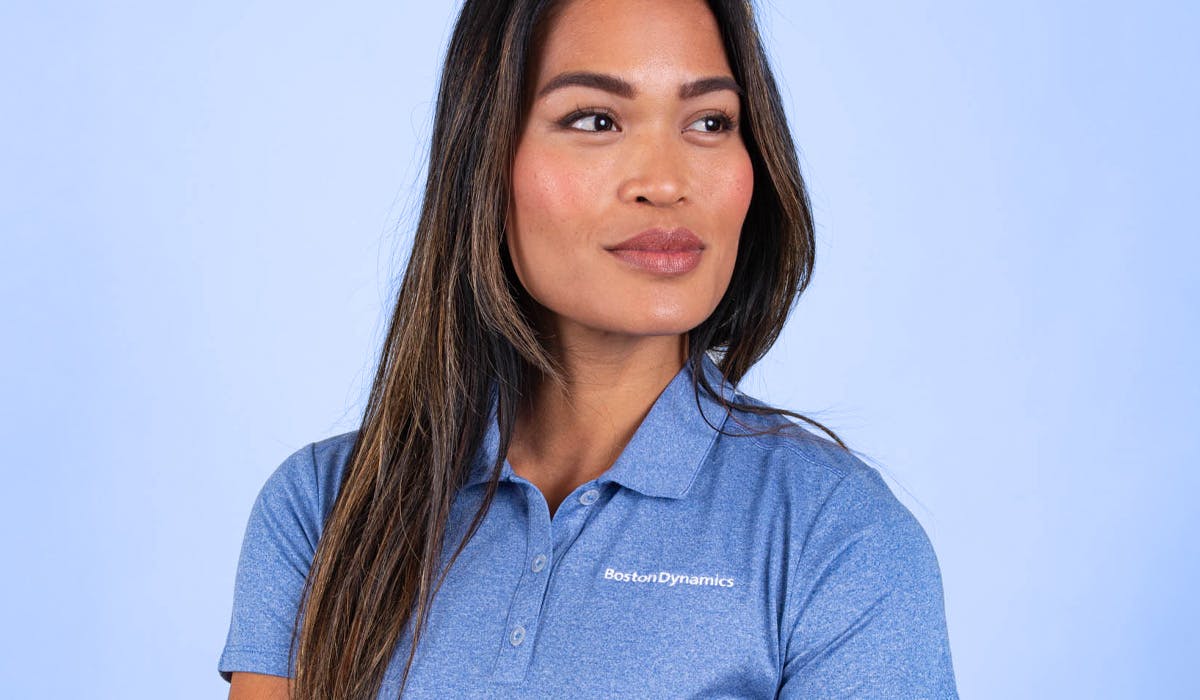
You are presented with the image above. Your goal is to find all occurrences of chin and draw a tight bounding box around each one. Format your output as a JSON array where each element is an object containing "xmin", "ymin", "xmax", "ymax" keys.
[
  {"xmin": 604, "ymin": 308, "xmax": 713, "ymax": 337},
  {"xmin": 538, "ymin": 292, "xmax": 720, "ymax": 339}
]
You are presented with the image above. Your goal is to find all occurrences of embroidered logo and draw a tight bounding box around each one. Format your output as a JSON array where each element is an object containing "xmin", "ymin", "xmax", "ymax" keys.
[{"xmin": 602, "ymin": 566, "xmax": 735, "ymax": 588}]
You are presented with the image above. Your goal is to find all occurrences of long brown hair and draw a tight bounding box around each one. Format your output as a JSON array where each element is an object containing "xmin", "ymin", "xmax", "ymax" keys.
[{"xmin": 289, "ymin": 1, "xmax": 846, "ymax": 697}]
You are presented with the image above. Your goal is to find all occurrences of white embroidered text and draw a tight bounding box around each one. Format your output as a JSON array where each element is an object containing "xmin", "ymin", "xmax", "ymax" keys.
[{"xmin": 602, "ymin": 567, "xmax": 735, "ymax": 588}]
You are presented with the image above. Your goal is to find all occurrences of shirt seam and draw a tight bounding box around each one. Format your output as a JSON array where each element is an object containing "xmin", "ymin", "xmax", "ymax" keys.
[
  {"xmin": 773, "ymin": 462, "xmax": 857, "ymax": 689},
  {"xmin": 744, "ymin": 434, "xmax": 852, "ymax": 480},
  {"xmin": 307, "ymin": 440, "xmax": 323, "ymax": 550},
  {"xmin": 676, "ymin": 399, "xmax": 733, "ymax": 497},
  {"xmin": 221, "ymin": 644, "xmax": 288, "ymax": 654}
]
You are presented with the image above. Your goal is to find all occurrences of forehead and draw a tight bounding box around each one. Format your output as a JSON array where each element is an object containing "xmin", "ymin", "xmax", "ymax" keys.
[{"xmin": 533, "ymin": 0, "xmax": 733, "ymax": 88}]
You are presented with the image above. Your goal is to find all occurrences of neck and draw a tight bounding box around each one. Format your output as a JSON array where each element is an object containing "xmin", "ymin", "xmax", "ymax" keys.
[{"xmin": 506, "ymin": 322, "xmax": 689, "ymax": 507}]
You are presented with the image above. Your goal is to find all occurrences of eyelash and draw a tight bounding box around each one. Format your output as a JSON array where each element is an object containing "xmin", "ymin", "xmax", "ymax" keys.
[{"xmin": 557, "ymin": 107, "xmax": 738, "ymax": 134}]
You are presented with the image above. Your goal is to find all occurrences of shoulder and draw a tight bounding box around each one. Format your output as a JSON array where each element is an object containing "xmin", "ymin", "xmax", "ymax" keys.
[
  {"xmin": 712, "ymin": 391, "xmax": 901, "ymax": 517},
  {"xmin": 715, "ymin": 402, "xmax": 958, "ymax": 694},
  {"xmin": 713, "ymin": 390, "xmax": 941, "ymax": 586},
  {"xmin": 219, "ymin": 430, "xmax": 361, "ymax": 682},
  {"xmin": 253, "ymin": 430, "xmax": 359, "ymax": 534}
]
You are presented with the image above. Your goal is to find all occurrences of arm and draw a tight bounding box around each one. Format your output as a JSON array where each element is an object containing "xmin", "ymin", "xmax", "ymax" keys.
[
  {"xmin": 778, "ymin": 467, "xmax": 958, "ymax": 699},
  {"xmin": 229, "ymin": 672, "xmax": 290, "ymax": 700}
]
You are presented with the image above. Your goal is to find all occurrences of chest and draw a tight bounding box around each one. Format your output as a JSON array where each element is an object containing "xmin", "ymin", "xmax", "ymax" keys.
[{"xmin": 378, "ymin": 481, "xmax": 787, "ymax": 698}]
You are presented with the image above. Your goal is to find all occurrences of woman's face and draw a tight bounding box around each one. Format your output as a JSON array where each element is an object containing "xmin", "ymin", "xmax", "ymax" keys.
[{"xmin": 508, "ymin": 0, "xmax": 753, "ymax": 343}]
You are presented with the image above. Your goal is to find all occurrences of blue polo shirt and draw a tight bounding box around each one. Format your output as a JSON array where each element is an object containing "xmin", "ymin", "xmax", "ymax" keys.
[{"xmin": 219, "ymin": 354, "xmax": 958, "ymax": 697}]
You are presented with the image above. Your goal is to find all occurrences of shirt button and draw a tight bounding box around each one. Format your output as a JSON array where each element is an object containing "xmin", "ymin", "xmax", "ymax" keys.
[
  {"xmin": 531, "ymin": 554, "xmax": 547, "ymax": 572},
  {"xmin": 510, "ymin": 624, "xmax": 526, "ymax": 646},
  {"xmin": 579, "ymin": 489, "xmax": 600, "ymax": 505}
]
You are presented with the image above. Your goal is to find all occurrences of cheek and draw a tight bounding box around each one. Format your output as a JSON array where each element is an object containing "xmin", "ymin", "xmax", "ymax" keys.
[
  {"xmin": 508, "ymin": 143, "xmax": 605, "ymax": 296},
  {"xmin": 708, "ymin": 148, "xmax": 755, "ymax": 274},
  {"xmin": 724, "ymin": 150, "xmax": 755, "ymax": 224},
  {"xmin": 512, "ymin": 145, "xmax": 610, "ymax": 234},
  {"xmin": 514, "ymin": 149, "xmax": 572, "ymax": 224},
  {"xmin": 510, "ymin": 147, "xmax": 561, "ymax": 283}
]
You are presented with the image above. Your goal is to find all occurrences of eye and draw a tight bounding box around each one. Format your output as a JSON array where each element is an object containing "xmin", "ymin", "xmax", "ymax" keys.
[
  {"xmin": 562, "ymin": 110, "xmax": 620, "ymax": 133},
  {"xmin": 686, "ymin": 112, "xmax": 737, "ymax": 133}
]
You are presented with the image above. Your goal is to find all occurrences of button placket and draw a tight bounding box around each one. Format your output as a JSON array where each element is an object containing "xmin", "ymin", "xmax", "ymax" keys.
[
  {"xmin": 493, "ymin": 481, "xmax": 556, "ymax": 683},
  {"xmin": 549, "ymin": 482, "xmax": 607, "ymax": 566}
]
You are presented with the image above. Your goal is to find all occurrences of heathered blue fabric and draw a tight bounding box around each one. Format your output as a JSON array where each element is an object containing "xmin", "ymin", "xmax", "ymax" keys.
[{"xmin": 219, "ymin": 354, "xmax": 958, "ymax": 698}]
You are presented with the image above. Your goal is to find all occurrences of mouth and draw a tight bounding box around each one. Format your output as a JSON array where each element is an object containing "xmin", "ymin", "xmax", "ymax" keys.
[
  {"xmin": 605, "ymin": 227, "xmax": 705, "ymax": 276},
  {"xmin": 607, "ymin": 227, "xmax": 705, "ymax": 253}
]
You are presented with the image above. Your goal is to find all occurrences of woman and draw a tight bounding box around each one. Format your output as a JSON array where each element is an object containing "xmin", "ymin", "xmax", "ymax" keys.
[{"xmin": 219, "ymin": 0, "xmax": 958, "ymax": 697}]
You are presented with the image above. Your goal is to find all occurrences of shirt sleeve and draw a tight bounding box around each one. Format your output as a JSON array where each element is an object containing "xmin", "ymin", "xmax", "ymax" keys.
[
  {"xmin": 778, "ymin": 465, "xmax": 959, "ymax": 699},
  {"xmin": 218, "ymin": 443, "xmax": 324, "ymax": 683}
]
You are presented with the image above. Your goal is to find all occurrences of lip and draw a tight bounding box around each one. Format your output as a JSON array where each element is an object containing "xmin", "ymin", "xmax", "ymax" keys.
[
  {"xmin": 607, "ymin": 249, "xmax": 702, "ymax": 275},
  {"xmin": 605, "ymin": 227, "xmax": 705, "ymax": 276},
  {"xmin": 609, "ymin": 226, "xmax": 700, "ymax": 276},
  {"xmin": 607, "ymin": 227, "xmax": 705, "ymax": 252}
]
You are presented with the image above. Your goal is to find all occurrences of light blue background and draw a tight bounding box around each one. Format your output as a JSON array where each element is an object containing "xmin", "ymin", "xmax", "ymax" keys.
[{"xmin": 2, "ymin": 1, "xmax": 1195, "ymax": 697}]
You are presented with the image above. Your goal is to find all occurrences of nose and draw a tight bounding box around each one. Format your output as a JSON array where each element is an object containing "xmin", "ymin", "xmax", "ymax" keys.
[{"xmin": 617, "ymin": 134, "xmax": 689, "ymax": 207}]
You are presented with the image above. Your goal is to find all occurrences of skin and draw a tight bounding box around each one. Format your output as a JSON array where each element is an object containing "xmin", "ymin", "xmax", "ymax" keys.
[
  {"xmin": 229, "ymin": 0, "xmax": 752, "ymax": 694},
  {"xmin": 506, "ymin": 0, "xmax": 754, "ymax": 516},
  {"xmin": 228, "ymin": 672, "xmax": 289, "ymax": 699}
]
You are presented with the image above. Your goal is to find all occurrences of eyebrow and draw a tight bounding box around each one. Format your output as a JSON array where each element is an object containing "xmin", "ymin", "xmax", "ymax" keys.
[{"xmin": 535, "ymin": 71, "xmax": 744, "ymax": 101}]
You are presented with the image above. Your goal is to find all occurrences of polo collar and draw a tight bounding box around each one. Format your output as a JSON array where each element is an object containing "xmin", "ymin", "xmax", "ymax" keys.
[{"xmin": 464, "ymin": 353, "xmax": 736, "ymax": 499}]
